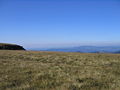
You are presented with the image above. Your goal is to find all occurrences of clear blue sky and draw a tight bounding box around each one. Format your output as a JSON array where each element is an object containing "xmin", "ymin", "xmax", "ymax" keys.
[{"xmin": 0, "ymin": 0, "xmax": 120, "ymax": 48}]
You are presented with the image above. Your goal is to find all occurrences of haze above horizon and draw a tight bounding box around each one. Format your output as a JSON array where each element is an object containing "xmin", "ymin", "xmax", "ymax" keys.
[{"xmin": 0, "ymin": 0, "xmax": 120, "ymax": 48}]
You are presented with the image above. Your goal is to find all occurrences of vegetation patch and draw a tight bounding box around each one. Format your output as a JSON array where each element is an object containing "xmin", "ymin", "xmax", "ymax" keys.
[{"xmin": 0, "ymin": 51, "xmax": 120, "ymax": 90}]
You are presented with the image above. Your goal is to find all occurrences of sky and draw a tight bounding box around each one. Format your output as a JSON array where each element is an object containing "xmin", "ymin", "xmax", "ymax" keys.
[{"xmin": 0, "ymin": 0, "xmax": 120, "ymax": 48}]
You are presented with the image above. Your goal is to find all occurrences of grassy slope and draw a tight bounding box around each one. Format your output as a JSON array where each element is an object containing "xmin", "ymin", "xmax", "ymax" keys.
[{"xmin": 0, "ymin": 50, "xmax": 120, "ymax": 90}]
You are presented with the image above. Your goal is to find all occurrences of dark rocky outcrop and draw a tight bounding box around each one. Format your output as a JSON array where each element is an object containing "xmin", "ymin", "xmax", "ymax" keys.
[{"xmin": 0, "ymin": 43, "xmax": 25, "ymax": 50}]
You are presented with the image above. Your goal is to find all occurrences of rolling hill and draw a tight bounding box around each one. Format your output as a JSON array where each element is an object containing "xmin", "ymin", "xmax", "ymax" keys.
[{"xmin": 0, "ymin": 43, "xmax": 25, "ymax": 50}]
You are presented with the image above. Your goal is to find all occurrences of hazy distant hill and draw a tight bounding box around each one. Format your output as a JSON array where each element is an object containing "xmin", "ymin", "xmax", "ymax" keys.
[
  {"xmin": 0, "ymin": 43, "xmax": 25, "ymax": 50},
  {"xmin": 45, "ymin": 46, "xmax": 120, "ymax": 53}
]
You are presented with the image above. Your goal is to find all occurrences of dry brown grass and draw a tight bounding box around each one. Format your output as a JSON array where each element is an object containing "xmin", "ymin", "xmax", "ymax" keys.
[{"xmin": 0, "ymin": 50, "xmax": 120, "ymax": 90}]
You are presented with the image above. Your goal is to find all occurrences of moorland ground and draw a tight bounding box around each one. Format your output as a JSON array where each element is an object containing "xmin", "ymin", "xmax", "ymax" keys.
[{"xmin": 0, "ymin": 50, "xmax": 120, "ymax": 90}]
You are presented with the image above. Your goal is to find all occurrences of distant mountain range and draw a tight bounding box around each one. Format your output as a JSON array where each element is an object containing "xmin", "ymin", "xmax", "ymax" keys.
[{"xmin": 38, "ymin": 46, "xmax": 120, "ymax": 53}]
